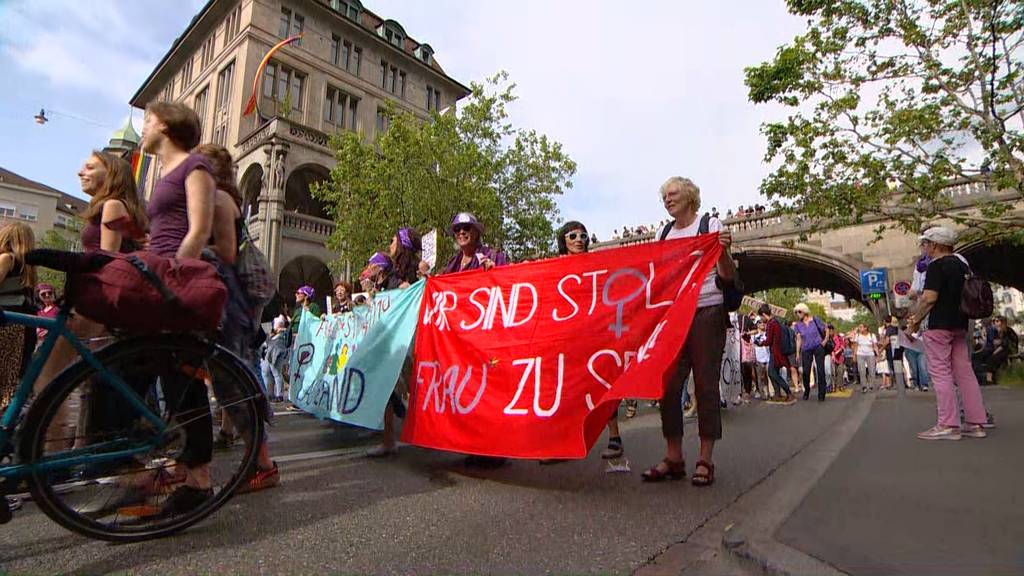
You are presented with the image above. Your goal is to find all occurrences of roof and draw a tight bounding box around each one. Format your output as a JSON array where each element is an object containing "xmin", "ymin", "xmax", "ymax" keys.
[
  {"xmin": 0, "ymin": 166, "xmax": 64, "ymax": 197},
  {"xmin": 57, "ymin": 192, "xmax": 89, "ymax": 215},
  {"xmin": 131, "ymin": 0, "xmax": 469, "ymax": 105},
  {"xmin": 109, "ymin": 117, "xmax": 140, "ymax": 145}
]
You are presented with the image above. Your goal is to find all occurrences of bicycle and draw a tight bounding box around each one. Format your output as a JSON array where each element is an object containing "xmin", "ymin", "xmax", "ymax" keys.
[{"xmin": 0, "ymin": 249, "xmax": 265, "ymax": 542}]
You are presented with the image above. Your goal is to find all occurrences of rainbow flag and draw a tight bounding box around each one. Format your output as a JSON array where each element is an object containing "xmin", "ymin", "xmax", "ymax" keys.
[
  {"xmin": 244, "ymin": 34, "xmax": 303, "ymax": 117},
  {"xmin": 130, "ymin": 150, "xmax": 152, "ymax": 186}
]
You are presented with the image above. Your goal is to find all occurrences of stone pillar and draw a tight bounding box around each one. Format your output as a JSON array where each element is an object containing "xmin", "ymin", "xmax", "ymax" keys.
[{"xmin": 257, "ymin": 140, "xmax": 289, "ymax": 272}]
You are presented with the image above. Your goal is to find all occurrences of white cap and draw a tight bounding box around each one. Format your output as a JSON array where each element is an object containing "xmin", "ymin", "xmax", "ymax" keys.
[{"xmin": 919, "ymin": 226, "xmax": 957, "ymax": 247}]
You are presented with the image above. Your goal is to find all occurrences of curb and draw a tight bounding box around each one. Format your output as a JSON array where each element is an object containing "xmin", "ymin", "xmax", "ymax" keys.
[{"xmin": 719, "ymin": 393, "xmax": 875, "ymax": 575}]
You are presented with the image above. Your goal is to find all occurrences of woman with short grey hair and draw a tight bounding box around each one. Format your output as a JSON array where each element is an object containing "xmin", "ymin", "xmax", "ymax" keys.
[{"xmin": 642, "ymin": 176, "xmax": 736, "ymax": 487}]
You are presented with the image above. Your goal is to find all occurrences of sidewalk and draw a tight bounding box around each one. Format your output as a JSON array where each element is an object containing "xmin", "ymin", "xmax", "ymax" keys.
[{"xmin": 775, "ymin": 386, "xmax": 1024, "ymax": 576}]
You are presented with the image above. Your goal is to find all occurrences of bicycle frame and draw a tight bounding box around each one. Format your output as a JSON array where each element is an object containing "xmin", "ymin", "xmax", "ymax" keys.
[{"xmin": 0, "ymin": 308, "xmax": 167, "ymax": 480}]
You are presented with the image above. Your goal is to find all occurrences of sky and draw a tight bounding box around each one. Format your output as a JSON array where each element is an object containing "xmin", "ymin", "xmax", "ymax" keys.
[{"xmin": 0, "ymin": 0, "xmax": 805, "ymax": 239}]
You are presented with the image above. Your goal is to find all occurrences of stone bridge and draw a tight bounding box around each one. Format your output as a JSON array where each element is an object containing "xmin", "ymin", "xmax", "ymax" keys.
[{"xmin": 593, "ymin": 180, "xmax": 1023, "ymax": 318}]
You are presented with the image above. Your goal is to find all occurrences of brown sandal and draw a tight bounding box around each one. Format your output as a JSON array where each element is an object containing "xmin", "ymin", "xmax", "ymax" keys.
[
  {"xmin": 691, "ymin": 460, "xmax": 715, "ymax": 487},
  {"xmin": 641, "ymin": 458, "xmax": 686, "ymax": 482}
]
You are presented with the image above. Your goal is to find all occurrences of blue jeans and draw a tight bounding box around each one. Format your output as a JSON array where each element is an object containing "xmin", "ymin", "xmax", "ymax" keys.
[
  {"xmin": 767, "ymin": 360, "xmax": 791, "ymax": 397},
  {"xmin": 904, "ymin": 348, "xmax": 930, "ymax": 389}
]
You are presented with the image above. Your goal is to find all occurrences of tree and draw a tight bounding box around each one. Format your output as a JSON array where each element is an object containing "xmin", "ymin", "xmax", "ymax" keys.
[
  {"xmin": 745, "ymin": 0, "xmax": 1024, "ymax": 243},
  {"xmin": 37, "ymin": 230, "xmax": 71, "ymax": 294},
  {"xmin": 313, "ymin": 72, "xmax": 577, "ymax": 274}
]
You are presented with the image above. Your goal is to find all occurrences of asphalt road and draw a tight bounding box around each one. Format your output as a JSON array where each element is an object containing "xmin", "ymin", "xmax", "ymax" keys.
[
  {"xmin": 777, "ymin": 386, "xmax": 1024, "ymax": 576},
  {"xmin": 1, "ymin": 397, "xmax": 858, "ymax": 575}
]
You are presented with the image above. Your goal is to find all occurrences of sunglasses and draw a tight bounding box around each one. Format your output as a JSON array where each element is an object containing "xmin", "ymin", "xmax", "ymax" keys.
[
  {"xmin": 453, "ymin": 224, "xmax": 474, "ymax": 234},
  {"xmin": 565, "ymin": 232, "xmax": 589, "ymax": 241},
  {"xmin": 39, "ymin": 291, "xmax": 54, "ymax": 298}
]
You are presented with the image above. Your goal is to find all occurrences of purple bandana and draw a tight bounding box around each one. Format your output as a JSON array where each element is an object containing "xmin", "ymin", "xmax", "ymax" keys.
[
  {"xmin": 368, "ymin": 251, "xmax": 393, "ymax": 271},
  {"xmin": 916, "ymin": 255, "xmax": 931, "ymax": 273},
  {"xmin": 398, "ymin": 227, "xmax": 415, "ymax": 250}
]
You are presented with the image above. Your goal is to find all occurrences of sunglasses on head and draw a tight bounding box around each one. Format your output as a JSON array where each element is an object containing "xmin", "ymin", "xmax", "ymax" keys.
[
  {"xmin": 565, "ymin": 231, "xmax": 589, "ymax": 241},
  {"xmin": 453, "ymin": 224, "xmax": 474, "ymax": 234}
]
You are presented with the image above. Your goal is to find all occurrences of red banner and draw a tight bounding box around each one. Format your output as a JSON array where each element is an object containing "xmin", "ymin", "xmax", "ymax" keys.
[{"xmin": 402, "ymin": 234, "xmax": 722, "ymax": 459}]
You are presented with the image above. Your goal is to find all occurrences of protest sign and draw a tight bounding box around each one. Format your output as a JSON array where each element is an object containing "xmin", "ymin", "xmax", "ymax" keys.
[
  {"xmin": 289, "ymin": 281, "xmax": 425, "ymax": 429},
  {"xmin": 422, "ymin": 229, "xmax": 438, "ymax": 271},
  {"xmin": 402, "ymin": 234, "xmax": 722, "ymax": 459}
]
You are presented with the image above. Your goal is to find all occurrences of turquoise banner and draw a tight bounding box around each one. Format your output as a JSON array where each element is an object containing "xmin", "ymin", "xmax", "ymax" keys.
[{"xmin": 288, "ymin": 281, "xmax": 425, "ymax": 429}]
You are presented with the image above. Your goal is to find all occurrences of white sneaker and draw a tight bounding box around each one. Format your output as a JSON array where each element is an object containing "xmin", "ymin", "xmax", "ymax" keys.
[
  {"xmin": 365, "ymin": 445, "xmax": 398, "ymax": 458},
  {"xmin": 917, "ymin": 426, "xmax": 962, "ymax": 441},
  {"xmin": 961, "ymin": 424, "xmax": 987, "ymax": 438}
]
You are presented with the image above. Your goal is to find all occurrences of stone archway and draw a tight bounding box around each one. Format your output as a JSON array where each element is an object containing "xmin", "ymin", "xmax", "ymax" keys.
[
  {"xmin": 238, "ymin": 163, "xmax": 264, "ymax": 218},
  {"xmin": 733, "ymin": 243, "xmax": 886, "ymax": 318},
  {"xmin": 285, "ymin": 163, "xmax": 330, "ymax": 220},
  {"xmin": 278, "ymin": 255, "xmax": 334, "ymax": 315}
]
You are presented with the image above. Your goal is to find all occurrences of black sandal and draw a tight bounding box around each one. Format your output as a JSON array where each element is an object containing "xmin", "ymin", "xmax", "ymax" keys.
[
  {"xmin": 691, "ymin": 460, "xmax": 715, "ymax": 487},
  {"xmin": 641, "ymin": 458, "xmax": 686, "ymax": 482}
]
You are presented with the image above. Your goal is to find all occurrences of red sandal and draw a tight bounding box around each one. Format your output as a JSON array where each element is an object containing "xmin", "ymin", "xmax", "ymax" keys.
[
  {"xmin": 691, "ymin": 460, "xmax": 715, "ymax": 487},
  {"xmin": 641, "ymin": 458, "xmax": 686, "ymax": 482}
]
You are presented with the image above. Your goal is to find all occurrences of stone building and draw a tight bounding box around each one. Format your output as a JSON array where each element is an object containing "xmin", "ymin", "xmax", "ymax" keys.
[
  {"xmin": 0, "ymin": 167, "xmax": 87, "ymax": 249},
  {"xmin": 129, "ymin": 0, "xmax": 470, "ymax": 309}
]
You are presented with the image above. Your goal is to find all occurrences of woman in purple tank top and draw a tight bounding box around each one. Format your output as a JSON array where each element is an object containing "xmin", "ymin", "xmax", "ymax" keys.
[{"xmin": 140, "ymin": 101, "xmax": 220, "ymax": 513}]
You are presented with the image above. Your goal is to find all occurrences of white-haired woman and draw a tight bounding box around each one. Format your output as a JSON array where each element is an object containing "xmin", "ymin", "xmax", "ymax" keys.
[
  {"xmin": 643, "ymin": 176, "xmax": 736, "ymax": 487},
  {"xmin": 793, "ymin": 303, "xmax": 829, "ymax": 402}
]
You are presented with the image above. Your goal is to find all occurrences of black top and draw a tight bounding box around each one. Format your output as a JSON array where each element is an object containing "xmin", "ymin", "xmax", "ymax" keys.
[{"xmin": 924, "ymin": 255, "xmax": 969, "ymax": 331}]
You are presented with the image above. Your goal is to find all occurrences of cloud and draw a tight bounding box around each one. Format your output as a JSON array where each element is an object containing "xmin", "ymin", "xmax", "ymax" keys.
[
  {"xmin": 0, "ymin": 0, "xmax": 177, "ymax": 102},
  {"xmin": 369, "ymin": 0, "xmax": 807, "ymax": 237}
]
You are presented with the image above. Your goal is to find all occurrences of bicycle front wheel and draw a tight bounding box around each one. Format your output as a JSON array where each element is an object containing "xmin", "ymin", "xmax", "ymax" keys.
[{"xmin": 19, "ymin": 334, "xmax": 264, "ymax": 542}]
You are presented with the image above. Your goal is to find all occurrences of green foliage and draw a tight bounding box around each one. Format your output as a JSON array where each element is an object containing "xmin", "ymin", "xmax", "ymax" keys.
[
  {"xmin": 313, "ymin": 72, "xmax": 576, "ymax": 273},
  {"xmin": 745, "ymin": 0, "xmax": 1024, "ymax": 245},
  {"xmin": 37, "ymin": 230, "xmax": 71, "ymax": 294},
  {"xmin": 999, "ymin": 361, "xmax": 1024, "ymax": 387}
]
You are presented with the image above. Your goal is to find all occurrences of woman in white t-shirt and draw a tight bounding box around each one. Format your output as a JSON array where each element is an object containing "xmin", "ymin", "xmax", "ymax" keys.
[
  {"xmin": 642, "ymin": 176, "xmax": 737, "ymax": 488},
  {"xmin": 852, "ymin": 324, "xmax": 878, "ymax": 392}
]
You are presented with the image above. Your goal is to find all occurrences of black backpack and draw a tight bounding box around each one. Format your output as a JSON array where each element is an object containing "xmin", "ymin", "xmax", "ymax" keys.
[
  {"xmin": 659, "ymin": 215, "xmax": 744, "ymax": 312},
  {"xmin": 779, "ymin": 321, "xmax": 797, "ymax": 356},
  {"xmin": 953, "ymin": 255, "xmax": 994, "ymax": 319}
]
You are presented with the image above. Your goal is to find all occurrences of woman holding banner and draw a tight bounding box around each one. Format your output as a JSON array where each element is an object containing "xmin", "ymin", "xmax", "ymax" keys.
[
  {"xmin": 443, "ymin": 212, "xmax": 507, "ymax": 273},
  {"xmin": 556, "ymin": 220, "xmax": 627, "ymax": 460},
  {"xmin": 366, "ymin": 227, "xmax": 423, "ymax": 457},
  {"xmin": 643, "ymin": 177, "xmax": 735, "ymax": 487},
  {"xmin": 441, "ymin": 212, "xmax": 509, "ymax": 468}
]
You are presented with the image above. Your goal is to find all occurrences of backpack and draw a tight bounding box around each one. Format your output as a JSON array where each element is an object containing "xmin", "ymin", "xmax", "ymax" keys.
[
  {"xmin": 814, "ymin": 317, "xmax": 835, "ymax": 354},
  {"xmin": 953, "ymin": 254, "xmax": 993, "ymax": 319},
  {"xmin": 236, "ymin": 220, "xmax": 276, "ymax": 308},
  {"xmin": 779, "ymin": 321, "xmax": 797, "ymax": 356},
  {"xmin": 69, "ymin": 250, "xmax": 227, "ymax": 334},
  {"xmin": 659, "ymin": 214, "xmax": 744, "ymax": 312}
]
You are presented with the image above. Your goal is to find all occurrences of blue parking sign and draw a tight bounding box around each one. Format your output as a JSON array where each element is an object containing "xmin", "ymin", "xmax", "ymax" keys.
[{"xmin": 860, "ymin": 268, "xmax": 888, "ymax": 296}]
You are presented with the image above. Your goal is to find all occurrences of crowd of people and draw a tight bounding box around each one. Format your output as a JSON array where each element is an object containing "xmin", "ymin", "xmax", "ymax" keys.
[
  {"xmin": 0, "ymin": 99, "xmax": 1010, "ymax": 524},
  {"xmin": 610, "ymin": 204, "xmax": 777, "ymax": 241}
]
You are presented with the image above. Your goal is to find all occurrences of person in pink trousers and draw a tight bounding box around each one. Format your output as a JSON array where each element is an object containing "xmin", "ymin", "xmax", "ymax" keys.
[{"xmin": 907, "ymin": 227, "xmax": 988, "ymax": 441}]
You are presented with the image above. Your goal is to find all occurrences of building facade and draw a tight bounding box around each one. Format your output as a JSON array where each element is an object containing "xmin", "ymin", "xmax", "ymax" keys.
[
  {"xmin": 129, "ymin": 0, "xmax": 470, "ymax": 307},
  {"xmin": 0, "ymin": 167, "xmax": 87, "ymax": 249}
]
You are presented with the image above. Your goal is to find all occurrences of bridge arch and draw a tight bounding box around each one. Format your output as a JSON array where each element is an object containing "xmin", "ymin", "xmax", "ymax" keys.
[
  {"xmin": 958, "ymin": 238, "xmax": 1024, "ymax": 291},
  {"xmin": 734, "ymin": 243, "xmax": 884, "ymax": 317}
]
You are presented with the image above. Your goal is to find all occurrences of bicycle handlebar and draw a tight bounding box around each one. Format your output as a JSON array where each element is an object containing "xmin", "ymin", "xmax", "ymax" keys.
[{"xmin": 25, "ymin": 249, "xmax": 111, "ymax": 273}]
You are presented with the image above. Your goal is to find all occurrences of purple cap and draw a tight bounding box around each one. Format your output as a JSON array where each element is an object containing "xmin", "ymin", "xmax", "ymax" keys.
[
  {"xmin": 450, "ymin": 212, "xmax": 484, "ymax": 236},
  {"xmin": 297, "ymin": 285, "xmax": 315, "ymax": 298}
]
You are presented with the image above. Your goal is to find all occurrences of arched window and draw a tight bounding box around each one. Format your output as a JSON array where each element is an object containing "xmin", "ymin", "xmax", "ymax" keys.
[
  {"xmin": 377, "ymin": 20, "xmax": 406, "ymax": 48},
  {"xmin": 331, "ymin": 0, "xmax": 362, "ymax": 21},
  {"xmin": 416, "ymin": 43, "xmax": 434, "ymax": 64}
]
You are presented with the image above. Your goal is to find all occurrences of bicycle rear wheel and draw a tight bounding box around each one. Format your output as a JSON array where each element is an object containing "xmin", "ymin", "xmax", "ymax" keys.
[{"xmin": 19, "ymin": 334, "xmax": 264, "ymax": 542}]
